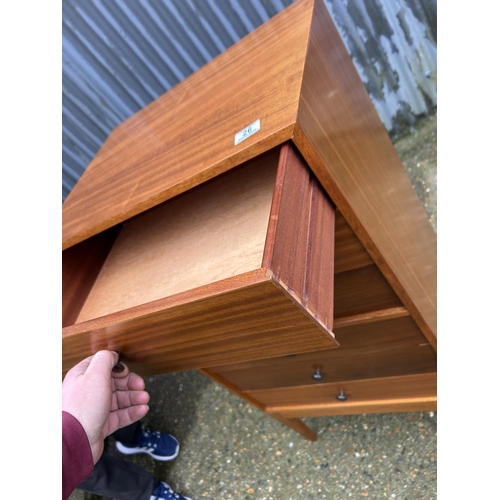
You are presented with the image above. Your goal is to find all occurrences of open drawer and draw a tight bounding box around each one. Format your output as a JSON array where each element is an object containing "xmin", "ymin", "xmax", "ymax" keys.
[{"xmin": 62, "ymin": 143, "xmax": 339, "ymax": 376}]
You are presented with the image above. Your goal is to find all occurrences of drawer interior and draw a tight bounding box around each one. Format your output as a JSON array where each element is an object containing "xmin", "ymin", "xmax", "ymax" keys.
[{"xmin": 76, "ymin": 149, "xmax": 280, "ymax": 323}]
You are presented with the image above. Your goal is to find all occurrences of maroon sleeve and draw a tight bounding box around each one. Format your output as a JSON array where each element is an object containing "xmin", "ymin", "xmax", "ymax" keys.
[{"xmin": 62, "ymin": 411, "xmax": 94, "ymax": 500}]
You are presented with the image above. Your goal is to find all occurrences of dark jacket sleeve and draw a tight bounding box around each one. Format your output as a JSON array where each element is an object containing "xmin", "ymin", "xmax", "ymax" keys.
[{"xmin": 62, "ymin": 411, "xmax": 94, "ymax": 500}]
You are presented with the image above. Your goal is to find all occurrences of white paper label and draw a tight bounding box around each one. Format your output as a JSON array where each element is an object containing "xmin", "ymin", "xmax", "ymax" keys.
[{"xmin": 234, "ymin": 119, "xmax": 260, "ymax": 145}]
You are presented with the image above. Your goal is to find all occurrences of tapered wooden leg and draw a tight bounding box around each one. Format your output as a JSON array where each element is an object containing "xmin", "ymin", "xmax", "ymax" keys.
[
  {"xmin": 199, "ymin": 368, "xmax": 316, "ymax": 440},
  {"xmin": 269, "ymin": 414, "xmax": 317, "ymax": 440}
]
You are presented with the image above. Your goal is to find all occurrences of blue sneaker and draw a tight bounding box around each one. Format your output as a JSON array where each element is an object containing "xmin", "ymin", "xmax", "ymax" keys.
[
  {"xmin": 116, "ymin": 427, "xmax": 180, "ymax": 461},
  {"xmin": 150, "ymin": 481, "xmax": 193, "ymax": 500}
]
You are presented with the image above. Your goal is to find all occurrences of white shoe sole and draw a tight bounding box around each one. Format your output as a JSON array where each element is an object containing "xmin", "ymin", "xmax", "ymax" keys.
[{"xmin": 116, "ymin": 441, "xmax": 180, "ymax": 461}]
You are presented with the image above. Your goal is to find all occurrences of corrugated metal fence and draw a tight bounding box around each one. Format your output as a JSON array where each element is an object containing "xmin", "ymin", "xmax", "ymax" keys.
[{"xmin": 62, "ymin": 0, "xmax": 436, "ymax": 201}]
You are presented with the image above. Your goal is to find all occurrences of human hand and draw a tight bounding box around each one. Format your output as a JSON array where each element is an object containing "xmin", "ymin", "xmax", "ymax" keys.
[{"xmin": 62, "ymin": 350, "xmax": 150, "ymax": 464}]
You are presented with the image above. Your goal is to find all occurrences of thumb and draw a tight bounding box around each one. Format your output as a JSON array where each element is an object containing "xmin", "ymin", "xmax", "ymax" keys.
[{"xmin": 84, "ymin": 350, "xmax": 120, "ymax": 379}]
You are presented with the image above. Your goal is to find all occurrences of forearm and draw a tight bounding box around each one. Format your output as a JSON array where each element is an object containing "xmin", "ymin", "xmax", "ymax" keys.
[{"xmin": 62, "ymin": 411, "xmax": 94, "ymax": 500}]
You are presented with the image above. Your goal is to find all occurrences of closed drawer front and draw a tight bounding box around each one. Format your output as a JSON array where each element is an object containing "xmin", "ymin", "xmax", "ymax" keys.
[
  {"xmin": 251, "ymin": 373, "xmax": 437, "ymax": 418},
  {"xmin": 207, "ymin": 315, "xmax": 437, "ymax": 392}
]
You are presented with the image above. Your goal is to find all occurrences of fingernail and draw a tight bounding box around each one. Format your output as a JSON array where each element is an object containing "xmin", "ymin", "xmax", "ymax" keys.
[{"xmin": 112, "ymin": 362, "xmax": 124, "ymax": 373}]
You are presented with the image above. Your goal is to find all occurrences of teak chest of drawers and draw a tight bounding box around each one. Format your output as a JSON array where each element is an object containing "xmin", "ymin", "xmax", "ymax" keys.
[{"xmin": 62, "ymin": 0, "xmax": 437, "ymax": 440}]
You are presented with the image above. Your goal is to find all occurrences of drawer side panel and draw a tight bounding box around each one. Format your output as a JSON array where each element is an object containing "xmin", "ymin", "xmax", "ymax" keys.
[{"xmin": 264, "ymin": 143, "xmax": 335, "ymax": 331}]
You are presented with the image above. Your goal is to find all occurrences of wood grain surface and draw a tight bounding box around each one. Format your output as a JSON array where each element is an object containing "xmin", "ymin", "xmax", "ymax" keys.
[
  {"xmin": 263, "ymin": 143, "xmax": 335, "ymax": 330},
  {"xmin": 253, "ymin": 372, "xmax": 437, "ymax": 416},
  {"xmin": 62, "ymin": 0, "xmax": 315, "ymax": 250},
  {"xmin": 63, "ymin": 270, "xmax": 338, "ymax": 377},
  {"xmin": 206, "ymin": 315, "xmax": 436, "ymax": 391},
  {"xmin": 334, "ymin": 306, "xmax": 410, "ymax": 328},
  {"xmin": 293, "ymin": 0, "xmax": 437, "ymax": 349},
  {"xmin": 63, "ymin": 226, "xmax": 121, "ymax": 327},
  {"xmin": 77, "ymin": 150, "xmax": 279, "ymax": 323},
  {"xmin": 269, "ymin": 398, "xmax": 436, "ymax": 418},
  {"xmin": 334, "ymin": 264, "xmax": 403, "ymax": 318},
  {"xmin": 334, "ymin": 211, "xmax": 374, "ymax": 273}
]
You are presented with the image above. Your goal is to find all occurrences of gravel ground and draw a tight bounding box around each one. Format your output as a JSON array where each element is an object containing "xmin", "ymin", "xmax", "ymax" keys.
[
  {"xmin": 392, "ymin": 113, "xmax": 437, "ymax": 231},
  {"xmin": 70, "ymin": 111, "xmax": 437, "ymax": 500}
]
